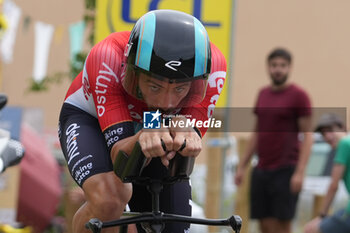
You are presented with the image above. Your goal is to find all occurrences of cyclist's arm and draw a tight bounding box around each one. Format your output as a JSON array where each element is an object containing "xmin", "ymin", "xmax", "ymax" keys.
[
  {"xmin": 84, "ymin": 32, "xmax": 138, "ymax": 161},
  {"xmin": 111, "ymin": 128, "xmax": 175, "ymax": 166}
]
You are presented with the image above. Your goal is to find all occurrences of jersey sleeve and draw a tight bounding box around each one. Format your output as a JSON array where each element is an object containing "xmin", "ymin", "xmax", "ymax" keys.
[
  {"xmin": 84, "ymin": 32, "xmax": 134, "ymax": 150},
  {"xmin": 253, "ymin": 88, "xmax": 264, "ymax": 115},
  {"xmin": 180, "ymin": 42, "xmax": 227, "ymax": 136},
  {"xmin": 334, "ymin": 138, "xmax": 350, "ymax": 166}
]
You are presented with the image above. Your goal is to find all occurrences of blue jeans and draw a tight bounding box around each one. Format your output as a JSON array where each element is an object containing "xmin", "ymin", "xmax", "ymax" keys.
[{"xmin": 320, "ymin": 209, "xmax": 350, "ymax": 233}]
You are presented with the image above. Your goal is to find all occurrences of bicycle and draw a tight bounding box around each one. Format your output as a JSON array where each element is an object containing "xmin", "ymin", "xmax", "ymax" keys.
[{"xmin": 85, "ymin": 141, "xmax": 242, "ymax": 233}]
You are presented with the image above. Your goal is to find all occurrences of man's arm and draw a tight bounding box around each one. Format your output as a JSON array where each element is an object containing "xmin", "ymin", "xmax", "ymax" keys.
[
  {"xmin": 304, "ymin": 163, "xmax": 345, "ymax": 233},
  {"xmin": 320, "ymin": 164, "xmax": 345, "ymax": 216},
  {"xmin": 234, "ymin": 121, "xmax": 258, "ymax": 186},
  {"xmin": 290, "ymin": 115, "xmax": 314, "ymax": 193}
]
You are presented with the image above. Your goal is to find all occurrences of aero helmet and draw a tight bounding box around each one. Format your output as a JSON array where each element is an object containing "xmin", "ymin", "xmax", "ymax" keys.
[{"xmin": 122, "ymin": 9, "xmax": 211, "ymax": 107}]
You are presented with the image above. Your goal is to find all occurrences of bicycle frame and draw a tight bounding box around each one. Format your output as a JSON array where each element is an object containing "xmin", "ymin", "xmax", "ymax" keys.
[{"xmin": 86, "ymin": 142, "xmax": 242, "ymax": 233}]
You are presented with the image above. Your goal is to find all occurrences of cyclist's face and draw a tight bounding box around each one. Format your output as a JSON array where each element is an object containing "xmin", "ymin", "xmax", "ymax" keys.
[{"xmin": 138, "ymin": 73, "xmax": 191, "ymax": 111}]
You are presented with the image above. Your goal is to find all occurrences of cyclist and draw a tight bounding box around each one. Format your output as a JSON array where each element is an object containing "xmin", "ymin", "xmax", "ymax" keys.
[{"xmin": 58, "ymin": 9, "xmax": 226, "ymax": 233}]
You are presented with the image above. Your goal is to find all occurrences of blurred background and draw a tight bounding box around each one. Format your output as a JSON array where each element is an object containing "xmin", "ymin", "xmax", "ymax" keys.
[{"xmin": 0, "ymin": 0, "xmax": 349, "ymax": 232}]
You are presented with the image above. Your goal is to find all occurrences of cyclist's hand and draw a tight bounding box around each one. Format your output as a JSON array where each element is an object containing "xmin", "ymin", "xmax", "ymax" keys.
[
  {"xmin": 139, "ymin": 127, "xmax": 175, "ymax": 166},
  {"xmin": 169, "ymin": 116, "xmax": 202, "ymax": 157}
]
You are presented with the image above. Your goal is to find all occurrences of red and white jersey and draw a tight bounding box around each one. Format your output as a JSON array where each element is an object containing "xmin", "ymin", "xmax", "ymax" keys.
[{"xmin": 64, "ymin": 31, "xmax": 226, "ymax": 148}]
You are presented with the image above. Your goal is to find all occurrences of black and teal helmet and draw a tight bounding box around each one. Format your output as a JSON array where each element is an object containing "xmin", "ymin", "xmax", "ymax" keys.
[{"xmin": 122, "ymin": 9, "xmax": 211, "ymax": 107}]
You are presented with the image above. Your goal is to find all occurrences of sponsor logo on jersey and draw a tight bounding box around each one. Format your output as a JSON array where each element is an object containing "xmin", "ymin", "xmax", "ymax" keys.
[
  {"xmin": 83, "ymin": 74, "xmax": 91, "ymax": 100},
  {"xmin": 128, "ymin": 104, "xmax": 142, "ymax": 122},
  {"xmin": 95, "ymin": 62, "xmax": 118, "ymax": 117},
  {"xmin": 66, "ymin": 123, "xmax": 80, "ymax": 165},
  {"xmin": 74, "ymin": 161, "xmax": 93, "ymax": 185},
  {"xmin": 104, "ymin": 127, "xmax": 124, "ymax": 147},
  {"xmin": 207, "ymin": 71, "xmax": 226, "ymax": 118},
  {"xmin": 71, "ymin": 154, "xmax": 93, "ymax": 173}
]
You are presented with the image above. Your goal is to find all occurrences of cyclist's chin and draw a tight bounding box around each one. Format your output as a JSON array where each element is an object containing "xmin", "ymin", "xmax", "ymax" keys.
[{"xmin": 148, "ymin": 106, "xmax": 176, "ymax": 114}]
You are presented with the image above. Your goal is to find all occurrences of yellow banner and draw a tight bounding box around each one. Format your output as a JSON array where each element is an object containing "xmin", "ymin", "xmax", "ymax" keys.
[{"xmin": 95, "ymin": 0, "xmax": 233, "ymax": 107}]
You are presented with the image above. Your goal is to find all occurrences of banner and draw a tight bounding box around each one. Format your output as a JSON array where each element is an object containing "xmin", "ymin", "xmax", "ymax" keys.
[
  {"xmin": 69, "ymin": 21, "xmax": 85, "ymax": 61},
  {"xmin": 32, "ymin": 21, "xmax": 54, "ymax": 82},
  {"xmin": 95, "ymin": 0, "xmax": 234, "ymax": 107},
  {"xmin": 0, "ymin": 106, "xmax": 22, "ymax": 140},
  {"xmin": 0, "ymin": 0, "xmax": 21, "ymax": 64}
]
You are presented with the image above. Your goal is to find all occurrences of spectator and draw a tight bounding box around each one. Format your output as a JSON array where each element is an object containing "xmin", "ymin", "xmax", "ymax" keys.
[
  {"xmin": 304, "ymin": 113, "xmax": 350, "ymax": 233},
  {"xmin": 234, "ymin": 48, "xmax": 313, "ymax": 233}
]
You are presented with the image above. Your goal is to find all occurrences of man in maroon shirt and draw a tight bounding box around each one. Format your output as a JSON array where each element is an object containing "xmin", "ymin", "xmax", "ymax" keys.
[{"xmin": 234, "ymin": 48, "xmax": 313, "ymax": 233}]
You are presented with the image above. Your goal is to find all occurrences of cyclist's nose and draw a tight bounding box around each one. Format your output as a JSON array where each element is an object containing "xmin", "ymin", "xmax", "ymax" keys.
[{"xmin": 157, "ymin": 93, "xmax": 177, "ymax": 111}]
